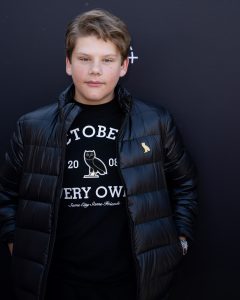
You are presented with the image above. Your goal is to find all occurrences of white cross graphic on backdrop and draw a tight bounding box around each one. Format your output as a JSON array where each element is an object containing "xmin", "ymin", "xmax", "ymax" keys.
[{"xmin": 128, "ymin": 46, "xmax": 139, "ymax": 64}]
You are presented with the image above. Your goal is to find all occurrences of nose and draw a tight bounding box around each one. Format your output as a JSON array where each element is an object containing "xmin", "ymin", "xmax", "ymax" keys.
[{"xmin": 88, "ymin": 59, "xmax": 102, "ymax": 76}]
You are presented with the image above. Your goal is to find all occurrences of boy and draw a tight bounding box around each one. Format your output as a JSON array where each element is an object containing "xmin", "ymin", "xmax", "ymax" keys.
[{"xmin": 0, "ymin": 9, "xmax": 197, "ymax": 300}]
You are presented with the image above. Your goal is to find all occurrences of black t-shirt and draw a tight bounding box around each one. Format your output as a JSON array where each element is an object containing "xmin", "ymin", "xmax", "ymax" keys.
[{"xmin": 50, "ymin": 98, "xmax": 135, "ymax": 287}]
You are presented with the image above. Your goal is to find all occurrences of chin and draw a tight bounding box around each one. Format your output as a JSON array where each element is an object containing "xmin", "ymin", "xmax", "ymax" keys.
[
  {"xmin": 86, "ymin": 92, "xmax": 112, "ymax": 102},
  {"xmin": 86, "ymin": 95, "xmax": 105, "ymax": 102},
  {"xmin": 75, "ymin": 87, "xmax": 113, "ymax": 103}
]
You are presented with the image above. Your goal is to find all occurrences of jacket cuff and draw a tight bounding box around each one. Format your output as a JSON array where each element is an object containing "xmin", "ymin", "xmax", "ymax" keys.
[
  {"xmin": 176, "ymin": 227, "xmax": 194, "ymax": 242},
  {"xmin": 0, "ymin": 222, "xmax": 16, "ymax": 243}
]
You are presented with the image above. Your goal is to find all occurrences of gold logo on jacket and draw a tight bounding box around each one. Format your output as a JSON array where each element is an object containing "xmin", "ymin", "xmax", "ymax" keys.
[{"xmin": 141, "ymin": 142, "xmax": 150, "ymax": 153}]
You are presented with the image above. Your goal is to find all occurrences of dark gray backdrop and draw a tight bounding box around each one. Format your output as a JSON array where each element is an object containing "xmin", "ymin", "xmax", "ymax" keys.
[{"xmin": 0, "ymin": 0, "xmax": 240, "ymax": 299}]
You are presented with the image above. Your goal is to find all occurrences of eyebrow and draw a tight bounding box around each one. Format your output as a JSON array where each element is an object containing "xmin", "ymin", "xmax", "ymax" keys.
[{"xmin": 75, "ymin": 52, "xmax": 118, "ymax": 57}]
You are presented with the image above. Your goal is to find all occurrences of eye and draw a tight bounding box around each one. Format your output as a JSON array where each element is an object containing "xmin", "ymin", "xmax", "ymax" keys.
[
  {"xmin": 78, "ymin": 57, "xmax": 90, "ymax": 62},
  {"xmin": 103, "ymin": 58, "xmax": 114, "ymax": 63}
]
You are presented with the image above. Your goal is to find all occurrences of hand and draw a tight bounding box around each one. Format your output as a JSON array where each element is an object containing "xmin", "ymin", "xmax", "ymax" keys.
[
  {"xmin": 8, "ymin": 243, "xmax": 13, "ymax": 255},
  {"xmin": 179, "ymin": 236, "xmax": 188, "ymax": 255}
]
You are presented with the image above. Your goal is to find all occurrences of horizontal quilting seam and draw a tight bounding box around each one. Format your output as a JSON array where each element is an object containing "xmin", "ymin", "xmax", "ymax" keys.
[
  {"xmin": 135, "ymin": 215, "xmax": 172, "ymax": 227},
  {"xmin": 18, "ymin": 199, "xmax": 52, "ymax": 206},
  {"xmin": 16, "ymin": 226, "xmax": 50, "ymax": 235},
  {"xmin": 22, "ymin": 171, "xmax": 58, "ymax": 177},
  {"xmin": 137, "ymin": 241, "xmax": 174, "ymax": 257},
  {"xmin": 121, "ymin": 159, "xmax": 162, "ymax": 170},
  {"xmin": 14, "ymin": 253, "xmax": 45, "ymax": 268},
  {"xmin": 21, "ymin": 116, "xmax": 57, "ymax": 123},
  {"xmin": 147, "ymin": 264, "xmax": 175, "ymax": 280},
  {"xmin": 127, "ymin": 187, "xmax": 167, "ymax": 197},
  {"xmin": 120, "ymin": 133, "xmax": 161, "ymax": 142},
  {"xmin": 24, "ymin": 144, "xmax": 61, "ymax": 148},
  {"xmin": 18, "ymin": 197, "xmax": 54, "ymax": 204},
  {"xmin": 15, "ymin": 285, "xmax": 38, "ymax": 297},
  {"xmin": 131, "ymin": 107, "xmax": 161, "ymax": 117}
]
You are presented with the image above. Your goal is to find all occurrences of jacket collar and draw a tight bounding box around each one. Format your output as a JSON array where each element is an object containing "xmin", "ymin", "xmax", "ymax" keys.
[{"xmin": 58, "ymin": 83, "xmax": 132, "ymax": 113}]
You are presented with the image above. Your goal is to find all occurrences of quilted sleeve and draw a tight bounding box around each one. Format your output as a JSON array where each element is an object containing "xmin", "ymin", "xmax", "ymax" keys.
[
  {"xmin": 0, "ymin": 120, "xmax": 23, "ymax": 242},
  {"xmin": 162, "ymin": 110, "xmax": 198, "ymax": 241}
]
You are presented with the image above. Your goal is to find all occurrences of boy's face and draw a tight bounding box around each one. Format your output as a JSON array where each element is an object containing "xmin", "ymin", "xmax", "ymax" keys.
[{"xmin": 66, "ymin": 35, "xmax": 129, "ymax": 105}]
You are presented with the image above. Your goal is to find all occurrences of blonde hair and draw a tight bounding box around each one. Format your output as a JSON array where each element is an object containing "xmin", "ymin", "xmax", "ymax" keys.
[{"xmin": 65, "ymin": 9, "xmax": 131, "ymax": 63}]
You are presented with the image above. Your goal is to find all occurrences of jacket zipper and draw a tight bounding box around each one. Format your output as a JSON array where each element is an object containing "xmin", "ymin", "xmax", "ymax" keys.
[
  {"xmin": 40, "ymin": 103, "xmax": 76, "ymax": 300},
  {"xmin": 116, "ymin": 112, "xmax": 141, "ymax": 300}
]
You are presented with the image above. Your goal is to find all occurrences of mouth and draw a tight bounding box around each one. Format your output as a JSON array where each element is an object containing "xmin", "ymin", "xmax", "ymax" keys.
[{"xmin": 85, "ymin": 81, "xmax": 105, "ymax": 87}]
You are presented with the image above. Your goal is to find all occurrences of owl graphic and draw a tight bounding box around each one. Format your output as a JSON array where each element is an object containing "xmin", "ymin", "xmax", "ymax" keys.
[{"xmin": 83, "ymin": 150, "xmax": 108, "ymax": 178}]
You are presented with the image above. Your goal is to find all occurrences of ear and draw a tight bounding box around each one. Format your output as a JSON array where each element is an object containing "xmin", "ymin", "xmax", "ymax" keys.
[
  {"xmin": 120, "ymin": 58, "xmax": 129, "ymax": 77},
  {"xmin": 66, "ymin": 57, "xmax": 72, "ymax": 76}
]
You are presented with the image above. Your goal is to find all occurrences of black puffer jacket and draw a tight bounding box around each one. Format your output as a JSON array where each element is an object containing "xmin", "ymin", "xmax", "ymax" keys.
[{"xmin": 0, "ymin": 84, "xmax": 197, "ymax": 300}]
